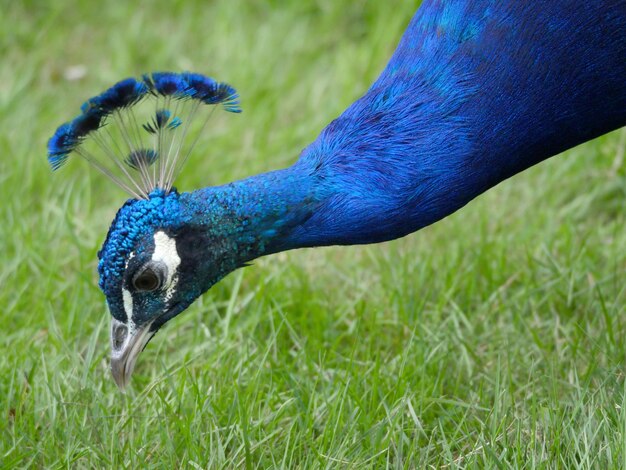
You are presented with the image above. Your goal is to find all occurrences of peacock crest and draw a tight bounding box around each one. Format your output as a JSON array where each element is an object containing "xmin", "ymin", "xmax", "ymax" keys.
[{"xmin": 47, "ymin": 72, "xmax": 241, "ymax": 199}]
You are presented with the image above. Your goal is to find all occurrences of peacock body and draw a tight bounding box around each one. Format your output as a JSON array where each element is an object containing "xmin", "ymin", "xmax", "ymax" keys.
[{"xmin": 48, "ymin": 0, "xmax": 626, "ymax": 387}]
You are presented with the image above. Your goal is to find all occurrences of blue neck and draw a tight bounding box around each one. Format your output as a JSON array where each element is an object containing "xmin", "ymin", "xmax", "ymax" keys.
[
  {"xmin": 178, "ymin": 0, "xmax": 626, "ymax": 257},
  {"xmin": 179, "ymin": 166, "xmax": 327, "ymax": 258}
]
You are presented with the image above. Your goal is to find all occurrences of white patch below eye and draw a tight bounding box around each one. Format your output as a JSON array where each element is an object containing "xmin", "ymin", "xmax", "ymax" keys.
[
  {"xmin": 122, "ymin": 288, "xmax": 134, "ymax": 330},
  {"xmin": 152, "ymin": 231, "xmax": 181, "ymax": 302}
]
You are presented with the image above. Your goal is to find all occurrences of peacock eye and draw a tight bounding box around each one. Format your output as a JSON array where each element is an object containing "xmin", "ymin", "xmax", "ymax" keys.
[{"xmin": 132, "ymin": 262, "xmax": 166, "ymax": 292}]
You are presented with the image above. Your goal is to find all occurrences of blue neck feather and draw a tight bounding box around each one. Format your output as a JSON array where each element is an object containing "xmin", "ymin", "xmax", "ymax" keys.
[
  {"xmin": 179, "ymin": 0, "xmax": 626, "ymax": 255},
  {"xmin": 180, "ymin": 167, "xmax": 321, "ymax": 257}
]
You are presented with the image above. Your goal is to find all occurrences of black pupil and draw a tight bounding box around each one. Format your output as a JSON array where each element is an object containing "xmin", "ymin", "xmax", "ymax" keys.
[{"xmin": 135, "ymin": 269, "xmax": 159, "ymax": 291}]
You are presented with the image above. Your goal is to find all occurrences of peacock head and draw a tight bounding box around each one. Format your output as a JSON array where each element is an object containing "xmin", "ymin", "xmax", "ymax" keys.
[
  {"xmin": 48, "ymin": 72, "xmax": 241, "ymax": 388},
  {"xmin": 98, "ymin": 190, "xmax": 191, "ymax": 388}
]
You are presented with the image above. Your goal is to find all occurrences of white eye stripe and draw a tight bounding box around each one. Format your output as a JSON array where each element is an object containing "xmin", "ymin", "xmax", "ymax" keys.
[
  {"xmin": 120, "ymin": 231, "xmax": 181, "ymax": 322},
  {"xmin": 122, "ymin": 288, "xmax": 134, "ymax": 328},
  {"xmin": 152, "ymin": 231, "xmax": 181, "ymax": 301}
]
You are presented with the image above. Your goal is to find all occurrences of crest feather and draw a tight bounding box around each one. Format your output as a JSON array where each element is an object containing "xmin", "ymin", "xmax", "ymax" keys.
[{"xmin": 47, "ymin": 72, "xmax": 241, "ymax": 199}]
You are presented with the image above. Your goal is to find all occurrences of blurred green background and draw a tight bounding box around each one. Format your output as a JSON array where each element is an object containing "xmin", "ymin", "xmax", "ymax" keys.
[{"xmin": 1, "ymin": 0, "xmax": 625, "ymax": 467}]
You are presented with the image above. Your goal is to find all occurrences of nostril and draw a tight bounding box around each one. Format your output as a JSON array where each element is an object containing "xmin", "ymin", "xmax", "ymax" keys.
[{"xmin": 112, "ymin": 323, "xmax": 128, "ymax": 351}]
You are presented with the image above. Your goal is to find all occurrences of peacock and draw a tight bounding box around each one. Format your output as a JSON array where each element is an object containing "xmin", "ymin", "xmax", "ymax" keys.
[{"xmin": 48, "ymin": 0, "xmax": 626, "ymax": 388}]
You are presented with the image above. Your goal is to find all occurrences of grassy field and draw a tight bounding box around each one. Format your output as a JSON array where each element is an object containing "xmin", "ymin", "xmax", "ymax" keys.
[{"xmin": 1, "ymin": 0, "xmax": 625, "ymax": 467}]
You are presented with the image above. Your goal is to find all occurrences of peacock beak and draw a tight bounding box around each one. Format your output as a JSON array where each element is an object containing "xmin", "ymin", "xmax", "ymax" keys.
[{"xmin": 110, "ymin": 317, "xmax": 155, "ymax": 389}]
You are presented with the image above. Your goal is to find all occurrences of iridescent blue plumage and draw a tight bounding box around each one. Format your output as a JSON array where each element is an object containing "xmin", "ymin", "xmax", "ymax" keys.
[
  {"xmin": 47, "ymin": 109, "xmax": 105, "ymax": 169},
  {"xmin": 142, "ymin": 110, "xmax": 181, "ymax": 134},
  {"xmin": 142, "ymin": 71, "xmax": 240, "ymax": 111},
  {"xmin": 143, "ymin": 72, "xmax": 188, "ymax": 98},
  {"xmin": 80, "ymin": 77, "xmax": 148, "ymax": 114},
  {"xmin": 97, "ymin": 189, "xmax": 184, "ymax": 323},
  {"xmin": 126, "ymin": 149, "xmax": 159, "ymax": 170},
  {"xmin": 48, "ymin": 0, "xmax": 626, "ymax": 387},
  {"xmin": 47, "ymin": 123, "xmax": 79, "ymax": 170},
  {"xmin": 181, "ymin": 72, "xmax": 241, "ymax": 111},
  {"xmin": 72, "ymin": 109, "xmax": 104, "ymax": 136},
  {"xmin": 47, "ymin": 72, "xmax": 241, "ymax": 197}
]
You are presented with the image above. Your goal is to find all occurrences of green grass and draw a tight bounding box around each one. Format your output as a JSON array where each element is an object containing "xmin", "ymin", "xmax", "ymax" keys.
[{"xmin": 1, "ymin": 0, "xmax": 625, "ymax": 467}]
